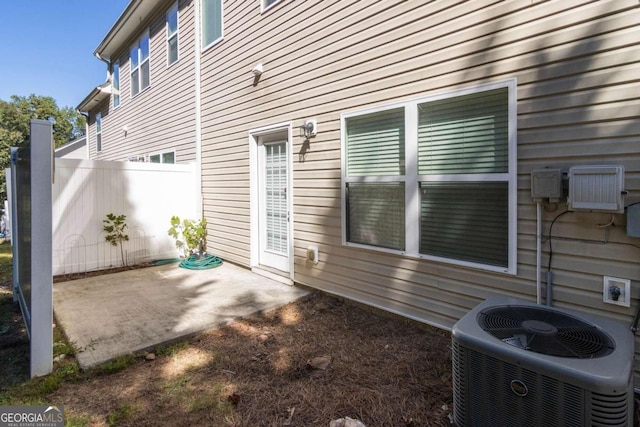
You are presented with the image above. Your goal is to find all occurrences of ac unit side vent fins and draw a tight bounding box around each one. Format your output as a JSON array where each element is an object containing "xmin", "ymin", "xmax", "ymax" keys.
[{"xmin": 452, "ymin": 297, "xmax": 633, "ymax": 427}]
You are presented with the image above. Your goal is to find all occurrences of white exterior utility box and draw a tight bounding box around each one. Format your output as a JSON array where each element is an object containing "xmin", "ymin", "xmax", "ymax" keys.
[{"xmin": 567, "ymin": 165, "xmax": 625, "ymax": 213}]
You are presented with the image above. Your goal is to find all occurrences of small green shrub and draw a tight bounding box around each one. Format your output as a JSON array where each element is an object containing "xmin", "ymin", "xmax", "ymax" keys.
[
  {"xmin": 103, "ymin": 214, "xmax": 129, "ymax": 267},
  {"xmin": 167, "ymin": 216, "xmax": 207, "ymax": 258}
]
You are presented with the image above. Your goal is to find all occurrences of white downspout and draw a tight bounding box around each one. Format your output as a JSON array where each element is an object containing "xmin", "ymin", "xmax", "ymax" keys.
[
  {"xmin": 536, "ymin": 201, "xmax": 542, "ymax": 304},
  {"xmin": 194, "ymin": 0, "xmax": 203, "ymax": 220}
]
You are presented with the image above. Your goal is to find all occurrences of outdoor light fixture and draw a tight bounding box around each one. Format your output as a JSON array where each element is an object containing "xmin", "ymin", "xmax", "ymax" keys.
[
  {"xmin": 252, "ymin": 63, "xmax": 263, "ymax": 76},
  {"xmin": 300, "ymin": 119, "xmax": 317, "ymax": 139},
  {"xmin": 122, "ymin": 125, "xmax": 128, "ymax": 136}
]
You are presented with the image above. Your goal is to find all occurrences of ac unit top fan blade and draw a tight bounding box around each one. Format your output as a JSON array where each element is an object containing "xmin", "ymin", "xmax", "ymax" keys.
[{"xmin": 478, "ymin": 305, "xmax": 615, "ymax": 358}]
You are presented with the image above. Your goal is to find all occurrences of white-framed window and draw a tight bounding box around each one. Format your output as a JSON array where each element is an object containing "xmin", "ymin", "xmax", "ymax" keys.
[
  {"xmin": 341, "ymin": 80, "xmax": 517, "ymax": 274},
  {"xmin": 261, "ymin": 0, "xmax": 282, "ymax": 13},
  {"xmin": 130, "ymin": 32, "xmax": 150, "ymax": 97},
  {"xmin": 201, "ymin": 0, "xmax": 223, "ymax": 50},
  {"xmin": 96, "ymin": 112, "xmax": 102, "ymax": 153},
  {"xmin": 166, "ymin": 2, "xmax": 179, "ymax": 66},
  {"xmin": 149, "ymin": 151, "xmax": 176, "ymax": 164},
  {"xmin": 112, "ymin": 62, "xmax": 120, "ymax": 107}
]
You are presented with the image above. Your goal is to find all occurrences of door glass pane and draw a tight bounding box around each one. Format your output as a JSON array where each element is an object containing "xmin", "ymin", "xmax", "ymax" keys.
[
  {"xmin": 347, "ymin": 182, "xmax": 405, "ymax": 250},
  {"xmin": 265, "ymin": 142, "xmax": 287, "ymax": 254},
  {"xmin": 420, "ymin": 182, "xmax": 508, "ymax": 266}
]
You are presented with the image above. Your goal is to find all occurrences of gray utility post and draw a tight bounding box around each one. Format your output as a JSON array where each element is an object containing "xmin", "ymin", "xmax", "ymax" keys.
[{"xmin": 10, "ymin": 119, "xmax": 53, "ymax": 377}]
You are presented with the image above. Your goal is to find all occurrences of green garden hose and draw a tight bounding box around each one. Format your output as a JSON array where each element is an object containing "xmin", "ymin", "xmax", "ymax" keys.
[{"xmin": 179, "ymin": 254, "xmax": 223, "ymax": 270}]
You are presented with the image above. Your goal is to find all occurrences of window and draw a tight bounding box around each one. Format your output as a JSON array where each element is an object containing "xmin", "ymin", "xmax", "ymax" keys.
[
  {"xmin": 149, "ymin": 151, "xmax": 175, "ymax": 164},
  {"xmin": 167, "ymin": 2, "xmax": 179, "ymax": 65},
  {"xmin": 201, "ymin": 0, "xmax": 223, "ymax": 49},
  {"xmin": 96, "ymin": 112, "xmax": 102, "ymax": 152},
  {"xmin": 130, "ymin": 32, "xmax": 150, "ymax": 97},
  {"xmin": 112, "ymin": 63, "xmax": 120, "ymax": 107},
  {"xmin": 341, "ymin": 81, "xmax": 516, "ymax": 273}
]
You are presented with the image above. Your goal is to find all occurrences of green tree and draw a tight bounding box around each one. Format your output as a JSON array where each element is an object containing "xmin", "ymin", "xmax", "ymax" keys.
[{"xmin": 0, "ymin": 94, "xmax": 86, "ymax": 201}]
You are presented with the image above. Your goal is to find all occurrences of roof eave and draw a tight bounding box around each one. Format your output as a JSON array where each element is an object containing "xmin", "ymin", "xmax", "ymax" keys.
[
  {"xmin": 94, "ymin": 0, "xmax": 162, "ymax": 62},
  {"xmin": 76, "ymin": 82, "xmax": 113, "ymax": 113}
]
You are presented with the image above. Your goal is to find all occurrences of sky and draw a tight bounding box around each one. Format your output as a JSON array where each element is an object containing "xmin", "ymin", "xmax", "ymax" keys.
[{"xmin": 0, "ymin": 0, "xmax": 131, "ymax": 109}]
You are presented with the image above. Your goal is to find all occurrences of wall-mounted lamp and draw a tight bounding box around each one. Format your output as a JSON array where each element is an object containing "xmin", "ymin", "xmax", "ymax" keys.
[
  {"xmin": 122, "ymin": 125, "xmax": 128, "ymax": 137},
  {"xmin": 252, "ymin": 63, "xmax": 263, "ymax": 87},
  {"xmin": 300, "ymin": 119, "xmax": 317, "ymax": 139}
]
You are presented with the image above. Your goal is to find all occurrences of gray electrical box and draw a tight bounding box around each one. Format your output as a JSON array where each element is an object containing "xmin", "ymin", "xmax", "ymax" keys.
[
  {"xmin": 568, "ymin": 165, "xmax": 625, "ymax": 213},
  {"xmin": 627, "ymin": 204, "xmax": 640, "ymax": 237},
  {"xmin": 531, "ymin": 169, "xmax": 563, "ymax": 201}
]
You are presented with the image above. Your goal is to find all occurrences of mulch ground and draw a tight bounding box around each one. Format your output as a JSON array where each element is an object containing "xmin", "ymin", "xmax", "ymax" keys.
[{"xmin": 48, "ymin": 291, "xmax": 454, "ymax": 426}]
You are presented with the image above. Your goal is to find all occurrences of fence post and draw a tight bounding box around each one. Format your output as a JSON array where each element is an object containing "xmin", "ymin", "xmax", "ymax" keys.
[{"xmin": 29, "ymin": 120, "xmax": 53, "ymax": 377}]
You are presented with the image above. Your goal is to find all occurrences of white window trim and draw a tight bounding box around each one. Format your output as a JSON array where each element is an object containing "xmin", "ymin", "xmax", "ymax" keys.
[
  {"xmin": 95, "ymin": 112, "xmax": 102, "ymax": 153},
  {"xmin": 148, "ymin": 150, "xmax": 176, "ymax": 163},
  {"xmin": 112, "ymin": 62, "xmax": 121, "ymax": 109},
  {"xmin": 130, "ymin": 31, "xmax": 151, "ymax": 98},
  {"xmin": 166, "ymin": 1, "xmax": 179, "ymax": 67},
  {"xmin": 261, "ymin": 0, "xmax": 283, "ymax": 14},
  {"xmin": 340, "ymin": 79, "xmax": 518, "ymax": 275},
  {"xmin": 200, "ymin": 0, "xmax": 224, "ymax": 52}
]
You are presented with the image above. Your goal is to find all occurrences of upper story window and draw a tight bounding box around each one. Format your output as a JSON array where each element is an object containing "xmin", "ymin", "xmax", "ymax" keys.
[
  {"xmin": 96, "ymin": 112, "xmax": 102, "ymax": 153},
  {"xmin": 201, "ymin": 0, "xmax": 223, "ymax": 49},
  {"xmin": 130, "ymin": 32, "xmax": 150, "ymax": 97},
  {"xmin": 261, "ymin": 0, "xmax": 282, "ymax": 12},
  {"xmin": 341, "ymin": 80, "xmax": 517, "ymax": 274},
  {"xmin": 167, "ymin": 2, "xmax": 179, "ymax": 65},
  {"xmin": 112, "ymin": 63, "xmax": 120, "ymax": 107}
]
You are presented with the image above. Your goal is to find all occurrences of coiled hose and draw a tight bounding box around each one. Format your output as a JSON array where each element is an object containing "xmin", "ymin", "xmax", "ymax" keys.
[{"xmin": 179, "ymin": 254, "xmax": 223, "ymax": 270}]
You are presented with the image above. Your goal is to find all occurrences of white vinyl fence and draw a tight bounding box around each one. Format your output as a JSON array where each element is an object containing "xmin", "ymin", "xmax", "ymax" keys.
[{"xmin": 52, "ymin": 159, "xmax": 198, "ymax": 276}]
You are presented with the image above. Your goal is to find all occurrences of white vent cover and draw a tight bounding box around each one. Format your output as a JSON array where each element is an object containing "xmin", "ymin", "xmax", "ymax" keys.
[{"xmin": 567, "ymin": 165, "xmax": 625, "ymax": 213}]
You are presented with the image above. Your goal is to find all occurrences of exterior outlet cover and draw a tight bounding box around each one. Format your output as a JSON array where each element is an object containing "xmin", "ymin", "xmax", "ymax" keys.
[
  {"xmin": 306, "ymin": 245, "xmax": 318, "ymax": 264},
  {"xmin": 603, "ymin": 276, "xmax": 631, "ymax": 307}
]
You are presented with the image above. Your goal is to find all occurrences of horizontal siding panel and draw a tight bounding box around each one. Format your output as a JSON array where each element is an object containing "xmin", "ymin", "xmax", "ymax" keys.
[{"xmin": 195, "ymin": 0, "xmax": 640, "ymax": 381}]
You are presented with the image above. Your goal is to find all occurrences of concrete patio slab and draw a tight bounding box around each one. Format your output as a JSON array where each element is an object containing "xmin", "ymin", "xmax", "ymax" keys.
[{"xmin": 53, "ymin": 262, "xmax": 308, "ymax": 369}]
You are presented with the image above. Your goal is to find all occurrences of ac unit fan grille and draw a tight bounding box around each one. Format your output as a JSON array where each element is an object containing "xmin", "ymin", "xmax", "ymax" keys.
[{"xmin": 478, "ymin": 306, "xmax": 615, "ymax": 358}]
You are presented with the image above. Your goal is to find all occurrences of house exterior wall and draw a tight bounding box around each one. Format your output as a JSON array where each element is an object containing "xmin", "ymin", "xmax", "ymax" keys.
[
  {"xmin": 198, "ymin": 0, "xmax": 640, "ymax": 377},
  {"xmin": 87, "ymin": 0, "xmax": 197, "ymax": 163}
]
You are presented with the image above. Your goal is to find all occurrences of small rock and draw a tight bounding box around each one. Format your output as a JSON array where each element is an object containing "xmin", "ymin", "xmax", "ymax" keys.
[
  {"xmin": 53, "ymin": 354, "xmax": 66, "ymax": 363},
  {"xmin": 258, "ymin": 333, "xmax": 270, "ymax": 342},
  {"xmin": 329, "ymin": 417, "xmax": 367, "ymax": 427},
  {"xmin": 145, "ymin": 352, "xmax": 156, "ymax": 361},
  {"xmin": 307, "ymin": 355, "xmax": 332, "ymax": 371}
]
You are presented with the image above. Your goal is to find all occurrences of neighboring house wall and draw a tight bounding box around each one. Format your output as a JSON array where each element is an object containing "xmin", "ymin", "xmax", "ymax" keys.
[
  {"xmin": 87, "ymin": 0, "xmax": 197, "ymax": 163},
  {"xmin": 199, "ymin": 0, "xmax": 640, "ymax": 371},
  {"xmin": 55, "ymin": 136, "xmax": 88, "ymax": 159}
]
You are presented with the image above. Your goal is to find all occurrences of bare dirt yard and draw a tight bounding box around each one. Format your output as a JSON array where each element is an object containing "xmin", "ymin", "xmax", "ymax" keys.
[{"xmin": 1, "ymin": 274, "xmax": 454, "ymax": 426}]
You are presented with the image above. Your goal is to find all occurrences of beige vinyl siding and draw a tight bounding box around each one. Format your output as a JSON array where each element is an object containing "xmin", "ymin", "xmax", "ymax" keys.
[
  {"xmin": 199, "ymin": 0, "xmax": 640, "ymax": 380},
  {"xmin": 96, "ymin": 0, "xmax": 197, "ymax": 163}
]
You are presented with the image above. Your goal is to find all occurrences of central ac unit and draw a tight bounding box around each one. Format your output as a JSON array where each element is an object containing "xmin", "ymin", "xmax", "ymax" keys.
[{"xmin": 452, "ymin": 296, "xmax": 634, "ymax": 427}]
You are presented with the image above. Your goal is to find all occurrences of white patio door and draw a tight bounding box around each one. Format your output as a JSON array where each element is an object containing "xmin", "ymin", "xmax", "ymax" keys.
[{"xmin": 258, "ymin": 137, "xmax": 290, "ymax": 272}]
